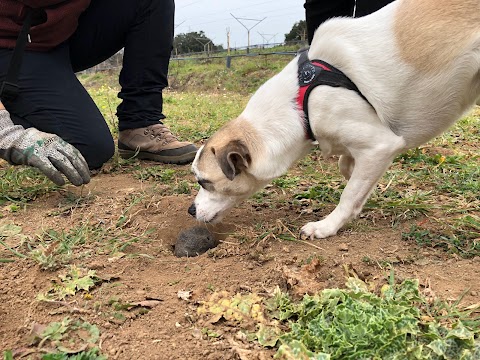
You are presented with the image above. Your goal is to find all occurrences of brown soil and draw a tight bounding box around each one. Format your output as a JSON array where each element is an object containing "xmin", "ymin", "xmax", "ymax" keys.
[{"xmin": 1, "ymin": 162, "xmax": 479, "ymax": 360}]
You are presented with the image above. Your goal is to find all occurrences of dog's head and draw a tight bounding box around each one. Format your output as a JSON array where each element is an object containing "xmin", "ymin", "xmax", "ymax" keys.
[{"xmin": 189, "ymin": 119, "xmax": 268, "ymax": 223}]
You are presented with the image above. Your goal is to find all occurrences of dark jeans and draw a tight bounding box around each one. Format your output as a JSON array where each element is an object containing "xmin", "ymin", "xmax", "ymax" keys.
[
  {"xmin": 0, "ymin": 0, "xmax": 174, "ymax": 169},
  {"xmin": 304, "ymin": 0, "xmax": 394, "ymax": 43}
]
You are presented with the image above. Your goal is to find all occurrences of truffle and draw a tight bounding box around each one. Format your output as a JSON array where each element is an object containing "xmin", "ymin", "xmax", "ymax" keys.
[{"xmin": 174, "ymin": 226, "xmax": 218, "ymax": 257}]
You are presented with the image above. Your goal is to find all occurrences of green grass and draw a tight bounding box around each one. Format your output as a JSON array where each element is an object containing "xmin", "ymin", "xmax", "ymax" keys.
[
  {"xmin": 168, "ymin": 53, "xmax": 295, "ymax": 95},
  {"xmin": 0, "ymin": 165, "xmax": 59, "ymax": 206},
  {"xmin": 27, "ymin": 194, "xmax": 152, "ymax": 269},
  {"xmin": 402, "ymin": 217, "xmax": 480, "ymax": 258}
]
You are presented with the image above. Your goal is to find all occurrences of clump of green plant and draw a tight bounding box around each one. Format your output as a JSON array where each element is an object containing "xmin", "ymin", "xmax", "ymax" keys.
[
  {"xmin": 3, "ymin": 317, "xmax": 106, "ymax": 360},
  {"xmin": 134, "ymin": 167, "xmax": 176, "ymax": 182},
  {"xmin": 29, "ymin": 196, "xmax": 151, "ymax": 269},
  {"xmin": 28, "ymin": 223, "xmax": 104, "ymax": 270},
  {"xmin": 294, "ymin": 182, "xmax": 344, "ymax": 203},
  {"xmin": 0, "ymin": 165, "xmax": 59, "ymax": 205},
  {"xmin": 0, "ymin": 221, "xmax": 28, "ymax": 262},
  {"xmin": 265, "ymin": 277, "xmax": 480, "ymax": 359},
  {"xmin": 37, "ymin": 266, "xmax": 98, "ymax": 301},
  {"xmin": 402, "ymin": 218, "xmax": 480, "ymax": 258},
  {"xmin": 272, "ymin": 176, "xmax": 301, "ymax": 189}
]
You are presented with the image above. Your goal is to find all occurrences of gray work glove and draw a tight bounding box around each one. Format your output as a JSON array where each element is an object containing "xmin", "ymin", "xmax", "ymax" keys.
[{"xmin": 0, "ymin": 109, "xmax": 90, "ymax": 186}]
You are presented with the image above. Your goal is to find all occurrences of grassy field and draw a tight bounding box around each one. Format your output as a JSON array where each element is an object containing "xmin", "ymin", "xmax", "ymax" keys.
[{"xmin": 1, "ymin": 53, "xmax": 479, "ymax": 359}]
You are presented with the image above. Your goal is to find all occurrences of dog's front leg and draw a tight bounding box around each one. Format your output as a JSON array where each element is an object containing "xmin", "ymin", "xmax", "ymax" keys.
[{"xmin": 301, "ymin": 140, "xmax": 404, "ymax": 239}]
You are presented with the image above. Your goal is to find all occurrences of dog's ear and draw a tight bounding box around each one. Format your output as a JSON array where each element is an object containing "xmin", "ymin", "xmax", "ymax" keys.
[{"xmin": 215, "ymin": 140, "xmax": 251, "ymax": 181}]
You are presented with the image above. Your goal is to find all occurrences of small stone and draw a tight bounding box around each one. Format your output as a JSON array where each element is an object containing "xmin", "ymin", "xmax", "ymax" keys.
[
  {"xmin": 174, "ymin": 226, "xmax": 218, "ymax": 257},
  {"xmin": 471, "ymin": 291, "xmax": 478, "ymax": 297},
  {"xmin": 192, "ymin": 328, "xmax": 203, "ymax": 339},
  {"xmin": 338, "ymin": 243, "xmax": 349, "ymax": 251}
]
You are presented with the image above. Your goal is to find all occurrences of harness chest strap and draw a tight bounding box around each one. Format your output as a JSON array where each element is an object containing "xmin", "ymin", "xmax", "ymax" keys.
[{"xmin": 296, "ymin": 48, "xmax": 371, "ymax": 141}]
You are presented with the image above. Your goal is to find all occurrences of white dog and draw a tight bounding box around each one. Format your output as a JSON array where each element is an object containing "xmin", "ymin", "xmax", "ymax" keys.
[{"xmin": 189, "ymin": 0, "xmax": 480, "ymax": 239}]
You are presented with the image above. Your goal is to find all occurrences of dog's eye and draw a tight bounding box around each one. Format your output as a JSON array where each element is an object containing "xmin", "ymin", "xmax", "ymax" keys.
[{"xmin": 198, "ymin": 179, "xmax": 214, "ymax": 191}]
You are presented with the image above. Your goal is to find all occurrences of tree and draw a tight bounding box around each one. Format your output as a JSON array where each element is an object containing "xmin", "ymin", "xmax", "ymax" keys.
[
  {"xmin": 173, "ymin": 31, "xmax": 219, "ymax": 55},
  {"xmin": 284, "ymin": 20, "xmax": 307, "ymax": 42}
]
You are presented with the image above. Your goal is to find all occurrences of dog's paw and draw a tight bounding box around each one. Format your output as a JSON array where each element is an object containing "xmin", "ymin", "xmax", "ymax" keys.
[{"xmin": 301, "ymin": 221, "xmax": 338, "ymax": 239}]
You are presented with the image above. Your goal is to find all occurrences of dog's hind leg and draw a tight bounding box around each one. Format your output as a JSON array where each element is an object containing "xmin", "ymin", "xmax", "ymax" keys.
[
  {"xmin": 338, "ymin": 155, "xmax": 354, "ymax": 180},
  {"xmin": 301, "ymin": 132, "xmax": 406, "ymax": 239}
]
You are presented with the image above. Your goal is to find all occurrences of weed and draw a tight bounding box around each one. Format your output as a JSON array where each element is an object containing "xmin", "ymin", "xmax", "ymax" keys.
[
  {"xmin": 29, "ymin": 223, "xmax": 102, "ymax": 270},
  {"xmin": 101, "ymin": 297, "xmax": 160, "ymax": 325},
  {"xmin": 402, "ymin": 221, "xmax": 480, "ymax": 258},
  {"xmin": 300, "ymin": 254, "xmax": 324, "ymax": 266},
  {"xmin": 41, "ymin": 348, "xmax": 105, "ymax": 360},
  {"xmin": 0, "ymin": 165, "xmax": 59, "ymax": 205},
  {"xmin": 295, "ymin": 184, "xmax": 341, "ymax": 203},
  {"xmin": 28, "ymin": 317, "xmax": 105, "ymax": 359},
  {"xmin": 173, "ymin": 180, "xmax": 191, "ymax": 195},
  {"xmin": 265, "ymin": 278, "xmax": 480, "ymax": 359},
  {"xmin": 84, "ymin": 85, "xmax": 119, "ymax": 135},
  {"xmin": 272, "ymin": 176, "xmax": 301, "ymax": 189},
  {"xmin": 27, "ymin": 193, "xmax": 152, "ymax": 269},
  {"xmin": 0, "ymin": 221, "xmax": 28, "ymax": 261},
  {"xmin": 196, "ymin": 276, "xmax": 480, "ymax": 358},
  {"xmin": 47, "ymin": 192, "xmax": 96, "ymax": 217},
  {"xmin": 134, "ymin": 167, "xmax": 176, "ymax": 182},
  {"xmin": 201, "ymin": 328, "xmax": 221, "ymax": 339},
  {"xmin": 361, "ymin": 256, "xmax": 373, "ymax": 265},
  {"xmin": 38, "ymin": 266, "xmax": 98, "ymax": 301}
]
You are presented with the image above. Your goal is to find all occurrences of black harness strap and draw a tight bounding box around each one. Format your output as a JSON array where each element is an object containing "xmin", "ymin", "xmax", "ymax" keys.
[
  {"xmin": 0, "ymin": 8, "xmax": 33, "ymax": 102},
  {"xmin": 297, "ymin": 48, "xmax": 371, "ymax": 141}
]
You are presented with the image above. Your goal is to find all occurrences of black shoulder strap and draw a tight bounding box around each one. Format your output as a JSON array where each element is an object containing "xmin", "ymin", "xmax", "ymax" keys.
[
  {"xmin": 307, "ymin": 60, "xmax": 368, "ymax": 100},
  {"xmin": 297, "ymin": 48, "xmax": 372, "ymax": 140},
  {"xmin": 0, "ymin": 8, "xmax": 33, "ymax": 102}
]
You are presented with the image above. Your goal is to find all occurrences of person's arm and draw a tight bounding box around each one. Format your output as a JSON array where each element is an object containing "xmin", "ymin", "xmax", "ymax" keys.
[{"xmin": 0, "ymin": 102, "xmax": 90, "ymax": 186}]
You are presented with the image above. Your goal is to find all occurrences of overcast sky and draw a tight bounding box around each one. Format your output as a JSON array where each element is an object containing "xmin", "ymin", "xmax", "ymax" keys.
[{"xmin": 175, "ymin": 0, "xmax": 306, "ymax": 48}]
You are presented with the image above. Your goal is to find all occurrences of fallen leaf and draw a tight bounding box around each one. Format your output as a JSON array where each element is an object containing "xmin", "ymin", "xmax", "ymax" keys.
[
  {"xmin": 29, "ymin": 322, "xmax": 47, "ymax": 340},
  {"xmin": 282, "ymin": 266, "xmax": 324, "ymax": 298}
]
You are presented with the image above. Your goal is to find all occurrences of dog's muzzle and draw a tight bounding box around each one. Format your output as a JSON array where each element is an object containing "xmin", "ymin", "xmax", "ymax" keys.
[{"xmin": 188, "ymin": 203, "xmax": 196, "ymax": 217}]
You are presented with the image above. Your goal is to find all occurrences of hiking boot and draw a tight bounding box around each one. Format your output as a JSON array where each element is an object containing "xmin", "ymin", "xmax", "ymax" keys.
[{"xmin": 118, "ymin": 123, "xmax": 197, "ymax": 164}]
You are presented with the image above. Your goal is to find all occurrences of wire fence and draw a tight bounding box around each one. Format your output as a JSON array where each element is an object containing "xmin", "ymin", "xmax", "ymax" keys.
[{"xmin": 79, "ymin": 40, "xmax": 308, "ymax": 74}]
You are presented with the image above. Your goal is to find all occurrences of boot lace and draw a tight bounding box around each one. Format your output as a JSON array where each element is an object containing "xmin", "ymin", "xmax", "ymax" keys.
[{"xmin": 144, "ymin": 124, "xmax": 178, "ymax": 144}]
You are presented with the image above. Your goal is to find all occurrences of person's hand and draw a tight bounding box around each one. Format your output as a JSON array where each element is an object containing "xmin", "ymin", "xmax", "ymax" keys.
[{"xmin": 0, "ymin": 109, "xmax": 90, "ymax": 186}]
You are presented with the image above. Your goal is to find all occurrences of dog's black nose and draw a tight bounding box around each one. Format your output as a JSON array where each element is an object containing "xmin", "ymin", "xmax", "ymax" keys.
[{"xmin": 188, "ymin": 203, "xmax": 196, "ymax": 217}]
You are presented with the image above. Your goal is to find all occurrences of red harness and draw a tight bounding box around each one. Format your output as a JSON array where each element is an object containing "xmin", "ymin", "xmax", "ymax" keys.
[{"xmin": 296, "ymin": 48, "xmax": 370, "ymax": 141}]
